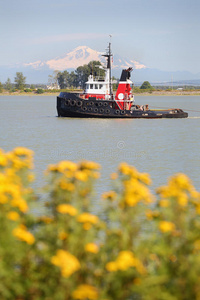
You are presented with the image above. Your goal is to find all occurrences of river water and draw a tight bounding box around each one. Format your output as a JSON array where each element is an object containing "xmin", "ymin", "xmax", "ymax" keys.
[{"xmin": 1, "ymin": 95, "xmax": 200, "ymax": 200}]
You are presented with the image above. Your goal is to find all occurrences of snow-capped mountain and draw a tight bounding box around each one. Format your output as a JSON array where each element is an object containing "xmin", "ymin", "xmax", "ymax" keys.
[
  {"xmin": 24, "ymin": 46, "xmax": 147, "ymax": 72},
  {"xmin": 0, "ymin": 46, "xmax": 199, "ymax": 84}
]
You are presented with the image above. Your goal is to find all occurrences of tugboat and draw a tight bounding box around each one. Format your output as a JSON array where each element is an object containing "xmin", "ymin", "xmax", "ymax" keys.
[{"xmin": 57, "ymin": 43, "xmax": 188, "ymax": 119}]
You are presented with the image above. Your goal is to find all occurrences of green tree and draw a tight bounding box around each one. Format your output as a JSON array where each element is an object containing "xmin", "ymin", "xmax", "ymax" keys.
[
  {"xmin": 5, "ymin": 78, "xmax": 12, "ymax": 91},
  {"xmin": 75, "ymin": 64, "xmax": 90, "ymax": 88},
  {"xmin": 0, "ymin": 82, "xmax": 3, "ymax": 93},
  {"xmin": 48, "ymin": 70, "xmax": 60, "ymax": 89},
  {"xmin": 14, "ymin": 72, "xmax": 26, "ymax": 90},
  {"xmin": 55, "ymin": 60, "xmax": 105, "ymax": 89},
  {"xmin": 140, "ymin": 81, "xmax": 153, "ymax": 89},
  {"xmin": 75, "ymin": 61, "xmax": 105, "ymax": 89},
  {"xmin": 36, "ymin": 88, "xmax": 44, "ymax": 94},
  {"xmin": 88, "ymin": 60, "xmax": 105, "ymax": 78},
  {"xmin": 68, "ymin": 71, "xmax": 77, "ymax": 88},
  {"xmin": 57, "ymin": 70, "xmax": 70, "ymax": 89}
]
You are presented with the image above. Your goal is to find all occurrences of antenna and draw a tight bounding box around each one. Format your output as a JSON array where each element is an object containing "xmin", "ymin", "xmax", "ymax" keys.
[{"xmin": 108, "ymin": 36, "xmax": 112, "ymax": 99}]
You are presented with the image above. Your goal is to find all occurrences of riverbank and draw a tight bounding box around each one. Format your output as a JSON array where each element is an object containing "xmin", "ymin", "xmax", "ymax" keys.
[
  {"xmin": 135, "ymin": 90, "xmax": 200, "ymax": 96},
  {"xmin": 1, "ymin": 89, "xmax": 200, "ymax": 96}
]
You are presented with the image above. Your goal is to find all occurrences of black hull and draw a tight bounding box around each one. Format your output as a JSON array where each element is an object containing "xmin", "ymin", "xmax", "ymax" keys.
[{"xmin": 57, "ymin": 93, "xmax": 188, "ymax": 119}]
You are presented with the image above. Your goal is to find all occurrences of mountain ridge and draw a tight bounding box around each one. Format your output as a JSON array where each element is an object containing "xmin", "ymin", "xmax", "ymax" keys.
[
  {"xmin": 0, "ymin": 46, "xmax": 199, "ymax": 84},
  {"xmin": 24, "ymin": 46, "xmax": 147, "ymax": 72}
]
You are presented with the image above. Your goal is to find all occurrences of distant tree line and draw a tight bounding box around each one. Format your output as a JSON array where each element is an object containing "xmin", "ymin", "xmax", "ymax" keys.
[
  {"xmin": 0, "ymin": 72, "xmax": 45, "ymax": 93},
  {"xmin": 2, "ymin": 73, "xmax": 28, "ymax": 92},
  {"xmin": 1, "ymin": 66, "xmax": 200, "ymax": 94}
]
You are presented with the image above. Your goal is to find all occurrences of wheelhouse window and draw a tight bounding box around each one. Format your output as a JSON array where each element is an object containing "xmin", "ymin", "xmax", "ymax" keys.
[
  {"xmin": 95, "ymin": 84, "xmax": 98, "ymax": 89},
  {"xmin": 90, "ymin": 84, "xmax": 93, "ymax": 89}
]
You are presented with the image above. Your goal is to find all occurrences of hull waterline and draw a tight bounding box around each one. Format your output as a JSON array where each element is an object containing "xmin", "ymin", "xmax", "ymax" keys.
[{"xmin": 57, "ymin": 94, "xmax": 188, "ymax": 119}]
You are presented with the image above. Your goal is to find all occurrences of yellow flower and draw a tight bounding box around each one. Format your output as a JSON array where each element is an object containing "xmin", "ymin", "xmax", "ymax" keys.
[
  {"xmin": 177, "ymin": 193, "xmax": 188, "ymax": 207},
  {"xmin": 159, "ymin": 221, "xmax": 175, "ymax": 233},
  {"xmin": 77, "ymin": 213, "xmax": 99, "ymax": 225},
  {"xmin": 102, "ymin": 191, "xmax": 117, "ymax": 201},
  {"xmin": 13, "ymin": 147, "xmax": 33, "ymax": 158},
  {"xmin": 85, "ymin": 243, "xmax": 99, "ymax": 254},
  {"xmin": 156, "ymin": 186, "xmax": 170, "ymax": 198},
  {"xmin": 11, "ymin": 147, "xmax": 34, "ymax": 169},
  {"xmin": 72, "ymin": 284, "xmax": 98, "ymax": 300},
  {"xmin": 83, "ymin": 223, "xmax": 92, "ymax": 230},
  {"xmin": 116, "ymin": 251, "xmax": 146, "ymax": 274},
  {"xmin": 57, "ymin": 161, "xmax": 77, "ymax": 172},
  {"xmin": 7, "ymin": 211, "xmax": 20, "ymax": 221},
  {"xmin": 11, "ymin": 198, "xmax": 28, "ymax": 213},
  {"xmin": 118, "ymin": 162, "xmax": 134, "ymax": 176},
  {"xmin": 106, "ymin": 251, "xmax": 146, "ymax": 275},
  {"xmin": 123, "ymin": 178, "xmax": 154, "ymax": 207},
  {"xmin": 47, "ymin": 161, "xmax": 77, "ymax": 174},
  {"xmin": 145, "ymin": 209, "xmax": 159, "ymax": 220},
  {"xmin": 159, "ymin": 199, "xmax": 170, "ymax": 207},
  {"xmin": 46, "ymin": 164, "xmax": 58, "ymax": 172},
  {"xmin": 56, "ymin": 204, "xmax": 77, "ymax": 216},
  {"xmin": 51, "ymin": 250, "xmax": 80, "ymax": 277},
  {"xmin": 124, "ymin": 194, "xmax": 139, "ymax": 207},
  {"xmin": 169, "ymin": 173, "xmax": 192, "ymax": 191},
  {"xmin": 0, "ymin": 183, "xmax": 22, "ymax": 204},
  {"xmin": 59, "ymin": 180, "xmax": 75, "ymax": 191},
  {"xmin": 106, "ymin": 261, "xmax": 118, "ymax": 272},
  {"xmin": 194, "ymin": 240, "xmax": 200, "ymax": 251},
  {"xmin": 190, "ymin": 190, "xmax": 200, "ymax": 199},
  {"xmin": 39, "ymin": 216, "xmax": 53, "ymax": 224},
  {"xmin": 58, "ymin": 231, "xmax": 68, "ymax": 240},
  {"xmin": 196, "ymin": 205, "xmax": 200, "ymax": 215},
  {"xmin": 116, "ymin": 251, "xmax": 137, "ymax": 271},
  {"xmin": 12, "ymin": 225, "xmax": 35, "ymax": 244},
  {"xmin": 78, "ymin": 161, "xmax": 101, "ymax": 170},
  {"xmin": 139, "ymin": 173, "xmax": 152, "ymax": 185},
  {"xmin": 77, "ymin": 213, "xmax": 99, "ymax": 230},
  {"xmin": 75, "ymin": 171, "xmax": 88, "ymax": 182},
  {"xmin": 0, "ymin": 150, "xmax": 7, "ymax": 167}
]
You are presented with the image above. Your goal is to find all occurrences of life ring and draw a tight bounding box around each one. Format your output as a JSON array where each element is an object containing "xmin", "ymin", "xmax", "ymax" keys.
[
  {"xmin": 121, "ymin": 110, "xmax": 126, "ymax": 115},
  {"xmin": 115, "ymin": 110, "xmax": 120, "ymax": 114},
  {"xmin": 70, "ymin": 99, "xmax": 76, "ymax": 106},
  {"xmin": 65, "ymin": 100, "xmax": 70, "ymax": 106},
  {"xmin": 76, "ymin": 100, "xmax": 82, "ymax": 107}
]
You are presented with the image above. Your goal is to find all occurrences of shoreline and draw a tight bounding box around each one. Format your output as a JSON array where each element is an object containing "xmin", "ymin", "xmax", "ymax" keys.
[{"xmin": 1, "ymin": 90, "xmax": 200, "ymax": 96}]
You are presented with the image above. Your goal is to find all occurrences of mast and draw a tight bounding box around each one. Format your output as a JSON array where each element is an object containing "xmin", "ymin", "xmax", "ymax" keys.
[
  {"xmin": 108, "ymin": 41, "xmax": 112, "ymax": 99},
  {"xmin": 102, "ymin": 37, "xmax": 113, "ymax": 99}
]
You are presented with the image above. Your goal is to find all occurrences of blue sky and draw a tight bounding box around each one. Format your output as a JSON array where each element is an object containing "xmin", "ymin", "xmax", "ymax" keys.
[{"xmin": 0, "ymin": 0, "xmax": 199, "ymax": 73}]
